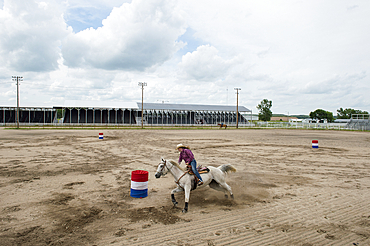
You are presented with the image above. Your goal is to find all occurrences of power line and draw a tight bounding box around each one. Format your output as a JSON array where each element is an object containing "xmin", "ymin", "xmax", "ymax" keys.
[{"xmin": 0, "ymin": 82, "xmax": 13, "ymax": 85}]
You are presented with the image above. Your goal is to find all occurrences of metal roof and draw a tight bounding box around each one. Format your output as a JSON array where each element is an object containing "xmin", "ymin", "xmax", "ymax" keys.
[
  {"xmin": 63, "ymin": 100, "xmax": 138, "ymax": 109},
  {"xmin": 2, "ymin": 100, "xmax": 251, "ymax": 112},
  {"xmin": 138, "ymin": 102, "xmax": 251, "ymax": 112},
  {"xmin": 59, "ymin": 100, "xmax": 251, "ymax": 112}
]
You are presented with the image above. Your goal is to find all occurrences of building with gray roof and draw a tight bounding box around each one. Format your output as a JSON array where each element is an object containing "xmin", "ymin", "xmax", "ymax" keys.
[{"xmin": 1, "ymin": 101, "xmax": 252, "ymax": 126}]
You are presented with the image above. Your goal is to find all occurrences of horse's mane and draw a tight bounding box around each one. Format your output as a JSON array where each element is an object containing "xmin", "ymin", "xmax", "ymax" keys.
[{"xmin": 168, "ymin": 159, "xmax": 186, "ymax": 171}]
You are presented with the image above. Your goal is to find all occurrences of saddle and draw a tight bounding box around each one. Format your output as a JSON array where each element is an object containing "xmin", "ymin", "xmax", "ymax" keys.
[
  {"xmin": 186, "ymin": 165, "xmax": 210, "ymax": 190},
  {"xmin": 187, "ymin": 165, "xmax": 210, "ymax": 175}
]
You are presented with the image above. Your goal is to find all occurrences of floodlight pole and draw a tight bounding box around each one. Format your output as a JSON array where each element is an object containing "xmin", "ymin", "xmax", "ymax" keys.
[
  {"xmin": 286, "ymin": 111, "xmax": 289, "ymax": 123},
  {"xmin": 12, "ymin": 76, "xmax": 23, "ymax": 129},
  {"xmin": 234, "ymin": 88, "xmax": 241, "ymax": 128},
  {"xmin": 138, "ymin": 82, "xmax": 147, "ymax": 129}
]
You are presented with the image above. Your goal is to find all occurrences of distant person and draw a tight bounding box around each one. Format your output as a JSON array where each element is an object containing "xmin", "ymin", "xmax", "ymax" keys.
[{"xmin": 177, "ymin": 144, "xmax": 203, "ymax": 185}]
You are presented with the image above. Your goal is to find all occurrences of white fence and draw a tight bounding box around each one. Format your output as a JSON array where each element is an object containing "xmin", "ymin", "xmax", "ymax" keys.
[
  {"xmin": 1, "ymin": 120, "xmax": 368, "ymax": 131},
  {"xmin": 253, "ymin": 121, "xmax": 369, "ymax": 131}
]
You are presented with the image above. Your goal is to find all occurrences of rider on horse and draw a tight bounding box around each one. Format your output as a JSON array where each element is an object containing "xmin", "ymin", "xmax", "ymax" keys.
[{"xmin": 177, "ymin": 144, "xmax": 203, "ymax": 186}]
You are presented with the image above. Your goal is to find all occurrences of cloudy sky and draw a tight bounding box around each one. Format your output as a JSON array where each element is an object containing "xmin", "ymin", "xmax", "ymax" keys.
[{"xmin": 0, "ymin": 0, "xmax": 369, "ymax": 115}]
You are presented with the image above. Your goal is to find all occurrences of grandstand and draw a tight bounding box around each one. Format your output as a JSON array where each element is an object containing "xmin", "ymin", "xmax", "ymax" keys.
[
  {"xmin": 0, "ymin": 107, "xmax": 57, "ymax": 125},
  {"xmin": 61, "ymin": 102, "xmax": 252, "ymax": 126},
  {"xmin": 346, "ymin": 114, "xmax": 370, "ymax": 130},
  {"xmin": 1, "ymin": 101, "xmax": 253, "ymax": 126}
]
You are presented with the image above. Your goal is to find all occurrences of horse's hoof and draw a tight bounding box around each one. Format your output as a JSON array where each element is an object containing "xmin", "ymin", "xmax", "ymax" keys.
[
  {"xmin": 172, "ymin": 201, "xmax": 178, "ymax": 206},
  {"xmin": 231, "ymin": 194, "xmax": 234, "ymax": 200},
  {"xmin": 225, "ymin": 194, "xmax": 228, "ymax": 199},
  {"xmin": 182, "ymin": 208, "xmax": 188, "ymax": 213}
]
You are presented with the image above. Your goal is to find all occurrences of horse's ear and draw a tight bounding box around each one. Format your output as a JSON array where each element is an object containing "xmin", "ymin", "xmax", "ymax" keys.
[{"xmin": 161, "ymin": 157, "xmax": 165, "ymax": 162}]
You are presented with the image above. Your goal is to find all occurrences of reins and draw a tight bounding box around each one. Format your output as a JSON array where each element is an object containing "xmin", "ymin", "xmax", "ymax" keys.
[{"xmin": 161, "ymin": 160, "xmax": 188, "ymax": 190}]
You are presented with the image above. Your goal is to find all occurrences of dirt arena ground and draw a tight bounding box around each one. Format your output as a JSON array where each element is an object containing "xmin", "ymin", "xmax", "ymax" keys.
[{"xmin": 0, "ymin": 128, "xmax": 369, "ymax": 246}]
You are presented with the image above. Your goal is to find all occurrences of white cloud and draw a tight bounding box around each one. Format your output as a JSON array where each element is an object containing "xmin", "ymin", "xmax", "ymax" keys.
[
  {"xmin": 179, "ymin": 45, "xmax": 241, "ymax": 81},
  {"xmin": 62, "ymin": 0, "xmax": 187, "ymax": 71},
  {"xmin": 0, "ymin": 0, "xmax": 70, "ymax": 72},
  {"xmin": 299, "ymin": 72, "xmax": 366, "ymax": 95}
]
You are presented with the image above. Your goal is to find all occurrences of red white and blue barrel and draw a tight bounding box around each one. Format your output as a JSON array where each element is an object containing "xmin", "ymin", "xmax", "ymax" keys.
[
  {"xmin": 312, "ymin": 140, "xmax": 319, "ymax": 148},
  {"xmin": 99, "ymin": 133, "xmax": 103, "ymax": 140},
  {"xmin": 130, "ymin": 170, "xmax": 149, "ymax": 198}
]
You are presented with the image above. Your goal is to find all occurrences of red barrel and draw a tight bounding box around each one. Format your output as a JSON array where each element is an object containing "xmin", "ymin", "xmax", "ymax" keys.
[
  {"xmin": 131, "ymin": 170, "xmax": 149, "ymax": 182},
  {"xmin": 130, "ymin": 170, "xmax": 149, "ymax": 198},
  {"xmin": 312, "ymin": 140, "xmax": 319, "ymax": 148}
]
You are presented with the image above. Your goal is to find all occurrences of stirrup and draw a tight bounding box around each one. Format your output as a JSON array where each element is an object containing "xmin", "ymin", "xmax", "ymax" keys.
[{"xmin": 198, "ymin": 181, "xmax": 203, "ymax": 186}]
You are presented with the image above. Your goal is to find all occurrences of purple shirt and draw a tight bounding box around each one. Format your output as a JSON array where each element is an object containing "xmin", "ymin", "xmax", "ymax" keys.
[{"xmin": 178, "ymin": 148, "xmax": 194, "ymax": 164}]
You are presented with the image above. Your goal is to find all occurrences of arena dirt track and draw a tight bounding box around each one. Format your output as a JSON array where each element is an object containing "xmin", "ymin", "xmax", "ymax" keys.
[{"xmin": 0, "ymin": 128, "xmax": 369, "ymax": 245}]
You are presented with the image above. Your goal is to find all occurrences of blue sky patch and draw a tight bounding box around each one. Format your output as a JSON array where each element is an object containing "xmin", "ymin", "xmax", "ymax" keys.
[
  {"xmin": 177, "ymin": 27, "xmax": 205, "ymax": 56},
  {"xmin": 65, "ymin": 6, "xmax": 112, "ymax": 33}
]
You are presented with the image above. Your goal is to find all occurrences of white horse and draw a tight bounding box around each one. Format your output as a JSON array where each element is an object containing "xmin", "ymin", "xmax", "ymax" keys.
[{"xmin": 155, "ymin": 158, "xmax": 236, "ymax": 213}]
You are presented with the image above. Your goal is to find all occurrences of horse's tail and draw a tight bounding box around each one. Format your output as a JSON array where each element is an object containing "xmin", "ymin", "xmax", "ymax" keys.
[{"xmin": 218, "ymin": 164, "xmax": 236, "ymax": 174}]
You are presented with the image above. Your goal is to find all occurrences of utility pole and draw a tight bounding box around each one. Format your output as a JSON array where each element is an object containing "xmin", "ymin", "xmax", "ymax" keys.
[
  {"xmin": 226, "ymin": 87, "xmax": 228, "ymax": 105},
  {"xmin": 12, "ymin": 76, "xmax": 23, "ymax": 129},
  {"xmin": 234, "ymin": 88, "xmax": 241, "ymax": 128},
  {"xmin": 287, "ymin": 111, "xmax": 289, "ymax": 123},
  {"xmin": 138, "ymin": 82, "xmax": 147, "ymax": 129}
]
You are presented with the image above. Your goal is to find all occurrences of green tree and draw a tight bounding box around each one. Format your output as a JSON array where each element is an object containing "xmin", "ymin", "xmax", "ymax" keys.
[
  {"xmin": 309, "ymin": 109, "xmax": 334, "ymax": 123},
  {"xmin": 257, "ymin": 99, "xmax": 272, "ymax": 121},
  {"xmin": 56, "ymin": 109, "xmax": 63, "ymax": 119},
  {"xmin": 337, "ymin": 108, "xmax": 369, "ymax": 119}
]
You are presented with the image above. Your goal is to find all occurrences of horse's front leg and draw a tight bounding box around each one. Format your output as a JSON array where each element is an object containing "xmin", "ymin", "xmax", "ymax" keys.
[
  {"xmin": 182, "ymin": 185, "xmax": 191, "ymax": 213},
  {"xmin": 170, "ymin": 187, "xmax": 183, "ymax": 206}
]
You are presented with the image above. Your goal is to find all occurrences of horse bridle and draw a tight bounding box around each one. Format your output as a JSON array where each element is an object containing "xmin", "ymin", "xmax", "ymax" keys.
[{"xmin": 159, "ymin": 160, "xmax": 171, "ymax": 174}]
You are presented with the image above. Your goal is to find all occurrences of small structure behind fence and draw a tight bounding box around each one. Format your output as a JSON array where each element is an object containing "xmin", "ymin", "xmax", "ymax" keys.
[{"xmin": 346, "ymin": 114, "xmax": 370, "ymax": 131}]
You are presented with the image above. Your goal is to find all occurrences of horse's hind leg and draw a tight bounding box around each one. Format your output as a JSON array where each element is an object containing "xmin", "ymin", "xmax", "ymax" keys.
[
  {"xmin": 212, "ymin": 169, "xmax": 234, "ymax": 198},
  {"xmin": 219, "ymin": 182, "xmax": 234, "ymax": 199},
  {"xmin": 209, "ymin": 180, "xmax": 230, "ymax": 198}
]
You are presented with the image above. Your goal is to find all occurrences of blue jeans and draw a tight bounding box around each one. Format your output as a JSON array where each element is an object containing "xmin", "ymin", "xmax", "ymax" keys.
[{"xmin": 190, "ymin": 159, "xmax": 203, "ymax": 182}]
